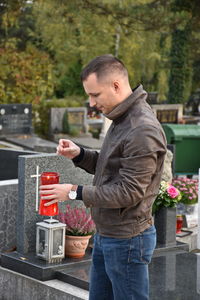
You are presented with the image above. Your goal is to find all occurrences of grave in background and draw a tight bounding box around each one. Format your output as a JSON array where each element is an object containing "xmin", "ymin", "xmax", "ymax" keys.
[
  {"xmin": 0, "ymin": 148, "xmax": 36, "ymax": 180},
  {"xmin": 0, "ymin": 103, "xmax": 58, "ymax": 153},
  {"xmin": 151, "ymin": 104, "xmax": 183, "ymax": 124},
  {"xmin": 50, "ymin": 107, "xmax": 89, "ymax": 136},
  {"xmin": 0, "ymin": 104, "xmax": 32, "ymax": 135},
  {"xmin": 0, "ymin": 179, "xmax": 18, "ymax": 253}
]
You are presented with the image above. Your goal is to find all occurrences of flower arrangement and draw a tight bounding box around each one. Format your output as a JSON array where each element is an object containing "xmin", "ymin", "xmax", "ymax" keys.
[
  {"xmin": 152, "ymin": 181, "xmax": 182, "ymax": 214},
  {"xmin": 172, "ymin": 177, "xmax": 198, "ymax": 205},
  {"xmin": 58, "ymin": 204, "xmax": 96, "ymax": 236}
]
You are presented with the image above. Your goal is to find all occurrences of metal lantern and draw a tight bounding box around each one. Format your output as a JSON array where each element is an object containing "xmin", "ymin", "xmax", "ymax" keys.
[{"xmin": 36, "ymin": 218, "xmax": 66, "ymax": 263}]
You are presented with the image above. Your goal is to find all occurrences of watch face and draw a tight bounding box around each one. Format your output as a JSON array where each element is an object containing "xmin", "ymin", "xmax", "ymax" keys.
[{"xmin": 69, "ymin": 190, "xmax": 77, "ymax": 200}]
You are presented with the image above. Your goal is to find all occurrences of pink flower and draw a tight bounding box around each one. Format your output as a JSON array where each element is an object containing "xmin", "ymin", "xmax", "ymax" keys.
[{"xmin": 167, "ymin": 185, "xmax": 179, "ymax": 198}]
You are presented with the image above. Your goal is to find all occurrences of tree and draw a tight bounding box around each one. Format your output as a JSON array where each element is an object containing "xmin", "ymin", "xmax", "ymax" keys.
[
  {"xmin": 168, "ymin": 0, "xmax": 200, "ymax": 103},
  {"xmin": 0, "ymin": 41, "xmax": 54, "ymax": 104},
  {"xmin": 32, "ymin": 0, "xmax": 172, "ymax": 98}
]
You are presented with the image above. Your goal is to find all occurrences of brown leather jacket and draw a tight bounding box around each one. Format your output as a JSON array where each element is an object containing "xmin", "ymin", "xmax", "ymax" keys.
[{"xmin": 74, "ymin": 85, "xmax": 167, "ymax": 238}]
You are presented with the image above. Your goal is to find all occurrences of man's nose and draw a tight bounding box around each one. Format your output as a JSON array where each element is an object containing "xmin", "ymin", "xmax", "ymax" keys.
[{"xmin": 89, "ymin": 97, "xmax": 96, "ymax": 107}]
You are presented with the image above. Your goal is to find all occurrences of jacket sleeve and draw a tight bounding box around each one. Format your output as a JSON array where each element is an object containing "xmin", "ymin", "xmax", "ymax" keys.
[
  {"xmin": 82, "ymin": 125, "xmax": 166, "ymax": 208},
  {"xmin": 73, "ymin": 148, "xmax": 99, "ymax": 175}
]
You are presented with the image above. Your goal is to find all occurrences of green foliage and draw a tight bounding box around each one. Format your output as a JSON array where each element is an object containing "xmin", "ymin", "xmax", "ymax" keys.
[
  {"xmin": 68, "ymin": 126, "xmax": 81, "ymax": 137},
  {"xmin": 55, "ymin": 61, "xmax": 84, "ymax": 97},
  {"xmin": 168, "ymin": 29, "xmax": 188, "ymax": 103},
  {"xmin": 0, "ymin": 41, "xmax": 54, "ymax": 104},
  {"xmin": 62, "ymin": 110, "xmax": 70, "ymax": 134},
  {"xmin": 0, "ymin": 0, "xmax": 200, "ymax": 120},
  {"xmin": 168, "ymin": 24, "xmax": 192, "ymax": 103},
  {"xmin": 168, "ymin": 0, "xmax": 199, "ymax": 103}
]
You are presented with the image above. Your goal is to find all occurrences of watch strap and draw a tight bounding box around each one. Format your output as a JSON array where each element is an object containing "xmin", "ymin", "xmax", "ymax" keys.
[{"xmin": 76, "ymin": 185, "xmax": 83, "ymax": 200}]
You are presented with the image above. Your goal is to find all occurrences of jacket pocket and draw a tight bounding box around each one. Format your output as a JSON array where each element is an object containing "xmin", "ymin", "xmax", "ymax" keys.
[{"xmin": 128, "ymin": 226, "xmax": 156, "ymax": 265}]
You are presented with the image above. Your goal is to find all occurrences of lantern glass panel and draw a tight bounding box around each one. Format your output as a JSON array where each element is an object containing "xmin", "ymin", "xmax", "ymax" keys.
[
  {"xmin": 53, "ymin": 229, "xmax": 63, "ymax": 256},
  {"xmin": 38, "ymin": 228, "xmax": 47, "ymax": 255}
]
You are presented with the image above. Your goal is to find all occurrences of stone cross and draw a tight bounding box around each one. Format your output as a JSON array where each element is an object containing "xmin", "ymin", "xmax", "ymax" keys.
[{"xmin": 30, "ymin": 165, "xmax": 40, "ymax": 211}]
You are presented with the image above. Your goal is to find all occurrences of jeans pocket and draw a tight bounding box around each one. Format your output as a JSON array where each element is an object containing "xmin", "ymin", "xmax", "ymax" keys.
[{"xmin": 128, "ymin": 226, "xmax": 156, "ymax": 265}]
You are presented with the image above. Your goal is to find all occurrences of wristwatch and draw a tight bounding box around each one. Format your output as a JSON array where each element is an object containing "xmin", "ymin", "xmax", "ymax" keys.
[{"xmin": 68, "ymin": 185, "xmax": 78, "ymax": 200}]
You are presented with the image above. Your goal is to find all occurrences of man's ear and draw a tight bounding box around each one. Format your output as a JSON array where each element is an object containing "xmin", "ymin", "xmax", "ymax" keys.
[{"xmin": 113, "ymin": 80, "xmax": 120, "ymax": 93}]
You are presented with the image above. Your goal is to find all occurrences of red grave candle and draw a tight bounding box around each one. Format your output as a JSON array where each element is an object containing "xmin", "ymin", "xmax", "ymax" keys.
[
  {"xmin": 39, "ymin": 172, "xmax": 59, "ymax": 216},
  {"xmin": 176, "ymin": 215, "xmax": 183, "ymax": 234}
]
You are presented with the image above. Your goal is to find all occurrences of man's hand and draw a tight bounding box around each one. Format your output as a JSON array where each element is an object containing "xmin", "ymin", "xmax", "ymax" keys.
[
  {"xmin": 56, "ymin": 139, "xmax": 80, "ymax": 159},
  {"xmin": 39, "ymin": 183, "xmax": 73, "ymax": 206}
]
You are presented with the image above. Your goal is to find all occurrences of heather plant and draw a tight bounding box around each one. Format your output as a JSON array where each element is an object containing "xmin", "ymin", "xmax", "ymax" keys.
[
  {"xmin": 172, "ymin": 177, "xmax": 198, "ymax": 205},
  {"xmin": 153, "ymin": 181, "xmax": 182, "ymax": 214},
  {"xmin": 58, "ymin": 205, "xmax": 96, "ymax": 236}
]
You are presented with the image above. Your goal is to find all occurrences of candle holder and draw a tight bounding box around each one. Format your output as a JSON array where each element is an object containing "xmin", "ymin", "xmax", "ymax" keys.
[
  {"xmin": 36, "ymin": 217, "xmax": 66, "ymax": 263},
  {"xmin": 176, "ymin": 215, "xmax": 183, "ymax": 234},
  {"xmin": 39, "ymin": 172, "xmax": 59, "ymax": 217},
  {"xmin": 36, "ymin": 171, "xmax": 66, "ymax": 263}
]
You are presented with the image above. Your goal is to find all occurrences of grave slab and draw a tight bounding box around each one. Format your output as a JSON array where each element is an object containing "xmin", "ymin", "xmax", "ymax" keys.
[
  {"xmin": 2, "ymin": 250, "xmax": 199, "ymax": 299},
  {"xmin": 5, "ymin": 135, "xmax": 58, "ymax": 152},
  {"xmin": 1, "ymin": 250, "xmax": 92, "ymax": 282},
  {"xmin": 0, "ymin": 266, "xmax": 88, "ymax": 300},
  {"xmin": 54, "ymin": 133, "xmax": 103, "ymax": 150},
  {"xmin": 0, "ymin": 148, "xmax": 37, "ymax": 180}
]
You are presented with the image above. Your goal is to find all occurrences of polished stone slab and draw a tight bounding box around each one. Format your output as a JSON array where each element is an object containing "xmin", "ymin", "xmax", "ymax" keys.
[
  {"xmin": 2, "ymin": 249, "xmax": 200, "ymax": 299},
  {"xmin": 155, "ymin": 241, "xmax": 189, "ymax": 253},
  {"xmin": 5, "ymin": 135, "xmax": 58, "ymax": 152},
  {"xmin": 1, "ymin": 250, "xmax": 92, "ymax": 281},
  {"xmin": 56, "ymin": 262, "xmax": 90, "ymax": 291},
  {"xmin": 149, "ymin": 251, "xmax": 200, "ymax": 300},
  {"xmin": 56, "ymin": 250, "xmax": 200, "ymax": 299}
]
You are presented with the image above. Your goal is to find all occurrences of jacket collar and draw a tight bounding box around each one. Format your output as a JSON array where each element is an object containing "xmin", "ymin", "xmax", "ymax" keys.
[{"xmin": 104, "ymin": 84, "xmax": 147, "ymax": 121}]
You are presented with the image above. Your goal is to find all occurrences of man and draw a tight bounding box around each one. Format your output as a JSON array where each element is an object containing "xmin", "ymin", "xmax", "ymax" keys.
[{"xmin": 40, "ymin": 54, "xmax": 167, "ymax": 300}]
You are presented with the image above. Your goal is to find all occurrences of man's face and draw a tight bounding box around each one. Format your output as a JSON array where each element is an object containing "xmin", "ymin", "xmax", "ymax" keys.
[{"xmin": 83, "ymin": 73, "xmax": 119, "ymax": 114}]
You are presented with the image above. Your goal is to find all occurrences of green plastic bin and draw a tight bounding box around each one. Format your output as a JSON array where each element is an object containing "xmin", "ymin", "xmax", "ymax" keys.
[{"xmin": 162, "ymin": 124, "xmax": 200, "ymax": 175}]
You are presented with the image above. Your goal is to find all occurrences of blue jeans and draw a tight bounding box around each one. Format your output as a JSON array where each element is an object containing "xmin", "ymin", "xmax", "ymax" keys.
[{"xmin": 89, "ymin": 225, "xmax": 156, "ymax": 300}]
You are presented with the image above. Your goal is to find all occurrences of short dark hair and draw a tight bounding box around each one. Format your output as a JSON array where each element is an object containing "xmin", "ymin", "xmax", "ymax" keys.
[{"xmin": 80, "ymin": 54, "xmax": 128, "ymax": 82}]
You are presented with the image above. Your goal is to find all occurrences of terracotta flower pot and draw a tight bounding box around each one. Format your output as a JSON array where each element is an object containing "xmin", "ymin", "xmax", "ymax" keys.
[{"xmin": 65, "ymin": 235, "xmax": 92, "ymax": 258}]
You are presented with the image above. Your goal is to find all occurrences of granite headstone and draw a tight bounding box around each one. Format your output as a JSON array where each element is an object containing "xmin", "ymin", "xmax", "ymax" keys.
[
  {"xmin": 0, "ymin": 104, "xmax": 32, "ymax": 135},
  {"xmin": 17, "ymin": 153, "xmax": 93, "ymax": 254}
]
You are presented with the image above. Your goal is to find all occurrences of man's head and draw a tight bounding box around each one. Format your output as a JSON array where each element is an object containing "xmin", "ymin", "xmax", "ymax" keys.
[{"xmin": 81, "ymin": 54, "xmax": 132, "ymax": 114}]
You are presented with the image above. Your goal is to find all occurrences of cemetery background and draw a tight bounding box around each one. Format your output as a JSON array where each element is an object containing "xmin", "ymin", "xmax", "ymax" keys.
[
  {"xmin": 1, "ymin": 1, "xmax": 200, "ymax": 299},
  {"xmin": 0, "ymin": 103, "xmax": 200, "ymax": 300},
  {"xmin": 0, "ymin": 98, "xmax": 200, "ymax": 297},
  {"xmin": 1, "ymin": 1, "xmax": 200, "ymax": 139}
]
